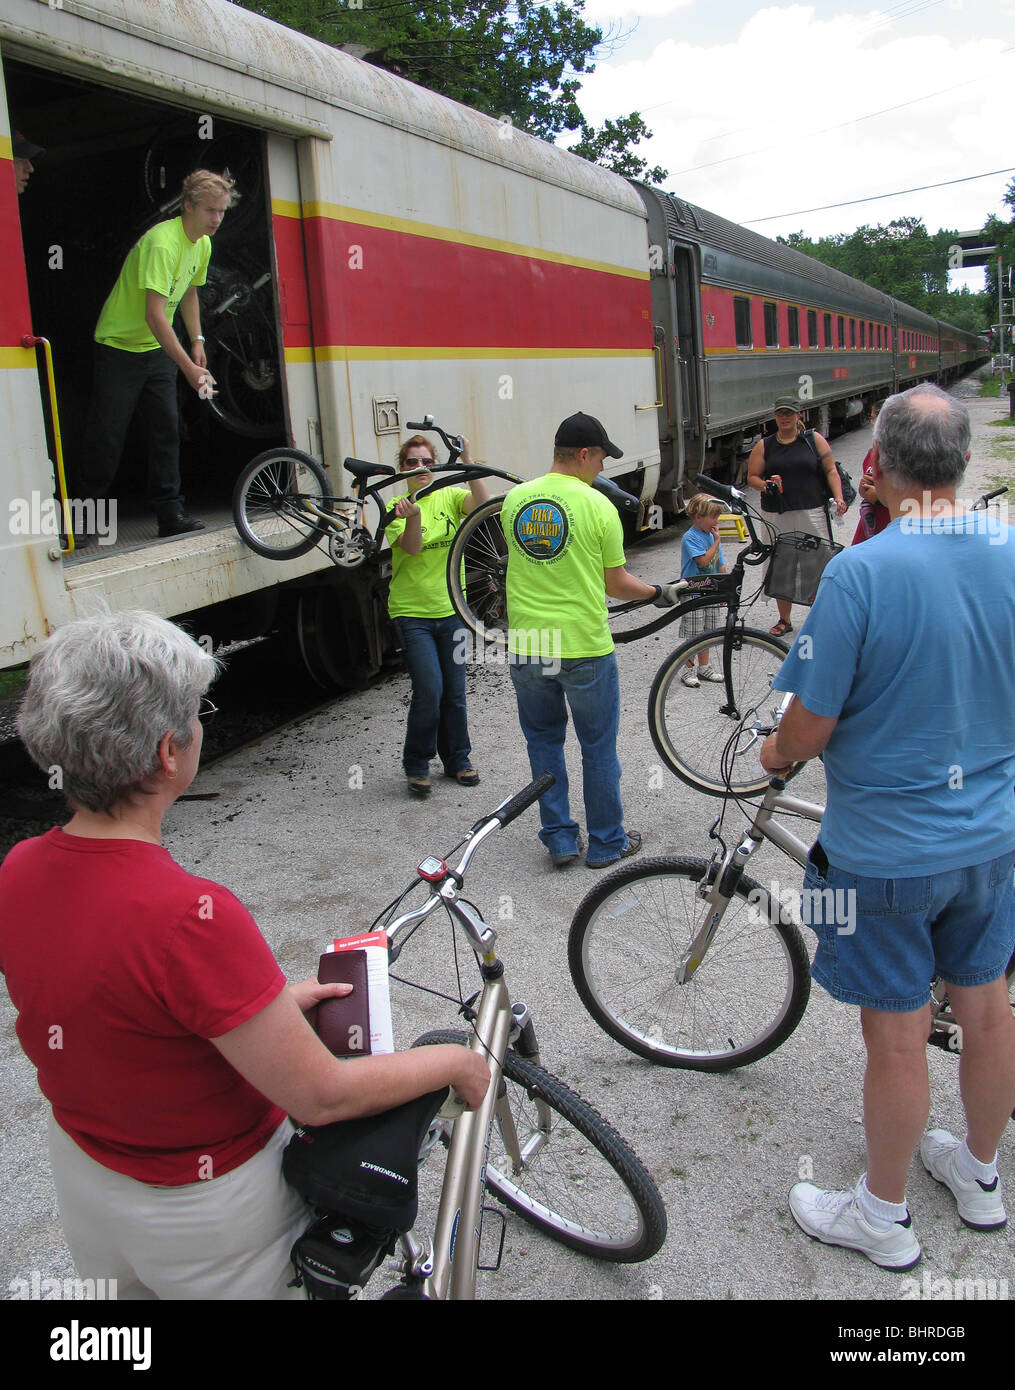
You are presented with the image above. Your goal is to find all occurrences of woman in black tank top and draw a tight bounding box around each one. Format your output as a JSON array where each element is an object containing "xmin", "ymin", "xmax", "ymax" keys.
[{"xmin": 746, "ymin": 398, "xmax": 847, "ymax": 635}]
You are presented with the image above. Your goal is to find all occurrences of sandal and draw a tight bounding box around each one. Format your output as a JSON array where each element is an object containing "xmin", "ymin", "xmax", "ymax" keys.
[{"xmin": 770, "ymin": 620, "xmax": 794, "ymax": 637}]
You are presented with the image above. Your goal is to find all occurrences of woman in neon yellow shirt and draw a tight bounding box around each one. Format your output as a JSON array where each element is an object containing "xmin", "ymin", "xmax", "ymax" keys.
[{"xmin": 385, "ymin": 436, "xmax": 489, "ymax": 797}]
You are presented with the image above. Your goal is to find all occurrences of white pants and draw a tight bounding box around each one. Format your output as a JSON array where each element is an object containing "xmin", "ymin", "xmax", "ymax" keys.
[{"xmin": 47, "ymin": 1114, "xmax": 311, "ymax": 1300}]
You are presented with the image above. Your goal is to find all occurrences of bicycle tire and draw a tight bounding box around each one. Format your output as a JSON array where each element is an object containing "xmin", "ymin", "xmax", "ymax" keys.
[
  {"xmin": 446, "ymin": 497, "xmax": 687, "ymax": 649},
  {"xmin": 648, "ymin": 627, "xmax": 790, "ymax": 796},
  {"xmin": 568, "ymin": 857, "xmax": 810, "ymax": 1072},
  {"xmin": 412, "ymin": 1030, "xmax": 666, "ymax": 1263},
  {"xmin": 446, "ymin": 497, "xmax": 510, "ymax": 648},
  {"xmin": 232, "ymin": 448, "xmax": 334, "ymax": 559}
]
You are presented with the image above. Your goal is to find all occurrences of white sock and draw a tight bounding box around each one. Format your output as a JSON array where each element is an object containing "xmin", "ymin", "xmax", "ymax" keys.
[
  {"xmin": 857, "ymin": 1173, "xmax": 907, "ymax": 1228},
  {"xmin": 956, "ymin": 1140, "xmax": 998, "ymax": 1184}
]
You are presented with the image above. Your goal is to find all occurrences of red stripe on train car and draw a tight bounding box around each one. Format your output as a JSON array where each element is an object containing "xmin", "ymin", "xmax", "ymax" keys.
[
  {"xmin": 2, "ymin": 170, "xmax": 35, "ymax": 348},
  {"xmin": 283, "ymin": 214, "xmax": 652, "ymax": 352},
  {"xmin": 272, "ymin": 212, "xmax": 312, "ymax": 350}
]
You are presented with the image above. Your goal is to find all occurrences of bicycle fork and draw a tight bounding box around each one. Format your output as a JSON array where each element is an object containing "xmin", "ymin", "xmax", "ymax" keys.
[{"xmin": 676, "ymin": 830, "xmax": 763, "ymax": 983}]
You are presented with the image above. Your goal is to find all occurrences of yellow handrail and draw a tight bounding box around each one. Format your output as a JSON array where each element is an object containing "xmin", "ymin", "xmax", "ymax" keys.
[{"xmin": 22, "ymin": 334, "xmax": 73, "ymax": 553}]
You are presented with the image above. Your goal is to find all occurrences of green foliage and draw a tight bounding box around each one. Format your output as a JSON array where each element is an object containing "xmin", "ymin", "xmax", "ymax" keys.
[
  {"xmin": 232, "ymin": 0, "xmax": 665, "ymax": 178},
  {"xmin": 778, "ymin": 217, "xmax": 990, "ymax": 329},
  {"xmin": 568, "ymin": 112, "xmax": 667, "ymax": 184}
]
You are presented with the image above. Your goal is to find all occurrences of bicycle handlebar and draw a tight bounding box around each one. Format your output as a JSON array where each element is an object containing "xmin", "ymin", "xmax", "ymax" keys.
[{"xmin": 489, "ymin": 773, "xmax": 555, "ymax": 829}]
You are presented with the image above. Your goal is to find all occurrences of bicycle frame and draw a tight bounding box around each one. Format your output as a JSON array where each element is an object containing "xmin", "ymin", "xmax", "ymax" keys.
[{"xmin": 381, "ymin": 816, "xmax": 541, "ymax": 1300}]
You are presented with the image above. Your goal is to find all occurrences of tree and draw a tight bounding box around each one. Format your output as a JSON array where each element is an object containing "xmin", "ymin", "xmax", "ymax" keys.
[
  {"xmin": 232, "ymin": 0, "xmax": 666, "ymax": 180},
  {"xmin": 567, "ymin": 113, "xmax": 668, "ymax": 184},
  {"xmin": 778, "ymin": 218, "xmax": 989, "ymax": 328}
]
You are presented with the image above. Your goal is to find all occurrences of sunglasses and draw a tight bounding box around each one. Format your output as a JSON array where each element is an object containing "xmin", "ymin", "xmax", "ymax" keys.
[
  {"xmin": 197, "ymin": 697, "xmax": 218, "ymax": 723},
  {"xmin": 402, "ymin": 457, "xmax": 435, "ymax": 468}
]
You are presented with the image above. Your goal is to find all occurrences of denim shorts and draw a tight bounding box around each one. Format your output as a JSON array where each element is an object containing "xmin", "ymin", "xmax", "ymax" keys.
[{"xmin": 802, "ymin": 843, "xmax": 1015, "ymax": 1011}]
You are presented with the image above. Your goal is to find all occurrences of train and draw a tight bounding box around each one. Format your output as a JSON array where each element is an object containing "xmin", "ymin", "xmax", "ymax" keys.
[{"xmin": 1, "ymin": 0, "xmax": 988, "ymax": 686}]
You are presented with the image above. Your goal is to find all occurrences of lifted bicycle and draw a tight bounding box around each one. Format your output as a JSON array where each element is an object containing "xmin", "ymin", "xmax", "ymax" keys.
[{"xmin": 232, "ymin": 415, "xmax": 521, "ymax": 567}]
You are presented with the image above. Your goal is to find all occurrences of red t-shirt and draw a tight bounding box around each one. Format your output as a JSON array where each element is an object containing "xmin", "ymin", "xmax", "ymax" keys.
[{"xmin": 0, "ymin": 829, "xmax": 287, "ymax": 1185}]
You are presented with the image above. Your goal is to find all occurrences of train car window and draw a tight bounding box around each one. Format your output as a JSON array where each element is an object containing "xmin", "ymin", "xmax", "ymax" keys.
[
  {"xmin": 859, "ymin": 321, "xmax": 865, "ymax": 349},
  {"xmin": 787, "ymin": 307, "xmax": 800, "ymax": 348},
  {"xmin": 763, "ymin": 301, "xmax": 779, "ymax": 348},
  {"xmin": 823, "ymin": 313, "xmax": 832, "ymax": 348},
  {"xmin": 734, "ymin": 296, "xmax": 753, "ymax": 349},
  {"xmin": 849, "ymin": 319, "xmax": 856, "ymax": 349},
  {"xmin": 869, "ymin": 322, "xmax": 874, "ymax": 346},
  {"xmin": 877, "ymin": 325, "xmax": 882, "ymax": 350},
  {"xmin": 807, "ymin": 310, "xmax": 818, "ymax": 347},
  {"xmin": 837, "ymin": 316, "xmax": 845, "ymax": 348}
]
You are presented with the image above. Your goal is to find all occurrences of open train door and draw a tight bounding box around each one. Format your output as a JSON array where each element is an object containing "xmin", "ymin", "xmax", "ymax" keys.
[{"xmin": 670, "ymin": 241, "xmax": 705, "ymax": 495}]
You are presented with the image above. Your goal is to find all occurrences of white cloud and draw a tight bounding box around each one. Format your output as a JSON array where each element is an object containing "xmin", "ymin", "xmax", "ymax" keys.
[{"xmin": 568, "ymin": 5, "xmax": 1012, "ymax": 245}]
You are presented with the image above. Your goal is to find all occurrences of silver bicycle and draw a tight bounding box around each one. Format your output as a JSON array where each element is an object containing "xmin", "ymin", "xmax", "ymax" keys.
[
  {"xmin": 570, "ymin": 699, "xmax": 1015, "ymax": 1072},
  {"xmin": 323, "ymin": 776, "xmax": 667, "ymax": 1299}
]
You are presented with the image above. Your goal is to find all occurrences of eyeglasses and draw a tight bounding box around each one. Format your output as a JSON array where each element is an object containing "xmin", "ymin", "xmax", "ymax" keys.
[
  {"xmin": 197, "ymin": 698, "xmax": 218, "ymax": 723},
  {"xmin": 402, "ymin": 457, "xmax": 435, "ymax": 468}
]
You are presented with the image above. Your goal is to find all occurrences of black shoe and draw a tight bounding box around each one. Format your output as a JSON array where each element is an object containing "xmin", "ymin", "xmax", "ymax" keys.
[{"xmin": 158, "ymin": 511, "xmax": 205, "ymax": 538}]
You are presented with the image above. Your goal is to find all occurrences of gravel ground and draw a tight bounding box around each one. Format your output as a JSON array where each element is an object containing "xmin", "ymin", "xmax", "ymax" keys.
[{"xmin": 2, "ymin": 375, "xmax": 1012, "ymax": 1327}]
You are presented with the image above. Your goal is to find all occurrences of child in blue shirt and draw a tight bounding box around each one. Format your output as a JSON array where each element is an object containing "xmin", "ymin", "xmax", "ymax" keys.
[{"xmin": 679, "ymin": 495, "xmax": 726, "ymax": 687}]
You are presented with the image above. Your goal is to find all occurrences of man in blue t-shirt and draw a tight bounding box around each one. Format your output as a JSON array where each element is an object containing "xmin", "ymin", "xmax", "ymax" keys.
[{"xmin": 760, "ymin": 383, "xmax": 1015, "ymax": 1271}]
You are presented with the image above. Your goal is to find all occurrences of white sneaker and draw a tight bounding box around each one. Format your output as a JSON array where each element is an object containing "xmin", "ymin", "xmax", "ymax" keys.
[
  {"xmin": 697, "ymin": 665, "xmax": 725, "ymax": 682},
  {"xmin": 680, "ymin": 668, "xmax": 699, "ymax": 688},
  {"xmin": 920, "ymin": 1129, "xmax": 1007, "ymax": 1231},
  {"xmin": 789, "ymin": 1179, "xmax": 921, "ymax": 1270}
]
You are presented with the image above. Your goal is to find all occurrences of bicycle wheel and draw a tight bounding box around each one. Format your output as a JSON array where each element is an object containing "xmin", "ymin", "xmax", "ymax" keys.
[
  {"xmin": 446, "ymin": 497, "xmax": 510, "ymax": 649},
  {"xmin": 413, "ymin": 1030, "xmax": 666, "ymax": 1263},
  {"xmin": 446, "ymin": 497, "xmax": 686, "ymax": 649},
  {"xmin": 568, "ymin": 857, "xmax": 810, "ymax": 1072},
  {"xmin": 648, "ymin": 627, "xmax": 790, "ymax": 796},
  {"xmin": 232, "ymin": 448, "xmax": 334, "ymax": 559}
]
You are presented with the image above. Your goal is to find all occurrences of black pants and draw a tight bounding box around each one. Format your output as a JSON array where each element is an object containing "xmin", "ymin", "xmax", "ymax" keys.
[{"xmin": 77, "ymin": 344, "xmax": 183, "ymax": 514}]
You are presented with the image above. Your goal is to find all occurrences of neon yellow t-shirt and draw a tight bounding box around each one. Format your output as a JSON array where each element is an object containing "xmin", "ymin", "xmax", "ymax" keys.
[
  {"xmin": 386, "ymin": 488, "xmax": 469, "ymax": 619},
  {"xmin": 95, "ymin": 217, "xmax": 211, "ymax": 352},
  {"xmin": 502, "ymin": 472, "xmax": 626, "ymax": 658}
]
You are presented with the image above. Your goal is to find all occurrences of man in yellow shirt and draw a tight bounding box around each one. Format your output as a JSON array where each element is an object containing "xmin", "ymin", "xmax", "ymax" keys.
[
  {"xmin": 75, "ymin": 170, "xmax": 236, "ymax": 541},
  {"xmin": 502, "ymin": 412, "xmax": 681, "ymax": 868}
]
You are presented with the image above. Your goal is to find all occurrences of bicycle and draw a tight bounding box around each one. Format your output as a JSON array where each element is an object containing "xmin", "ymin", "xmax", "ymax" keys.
[
  {"xmin": 569, "ymin": 708, "xmax": 1015, "ymax": 1075},
  {"xmin": 232, "ymin": 416, "xmax": 521, "ymax": 566},
  {"xmin": 448, "ymin": 471, "xmax": 796, "ymax": 796},
  {"xmin": 646, "ymin": 480, "xmax": 1012, "ymax": 798},
  {"xmin": 199, "ymin": 259, "xmax": 283, "ymax": 439},
  {"xmin": 289, "ymin": 775, "xmax": 667, "ymax": 1300}
]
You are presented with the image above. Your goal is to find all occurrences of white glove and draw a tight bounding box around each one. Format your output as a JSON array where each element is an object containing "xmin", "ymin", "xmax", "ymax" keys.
[{"xmin": 652, "ymin": 582, "xmax": 686, "ymax": 608}]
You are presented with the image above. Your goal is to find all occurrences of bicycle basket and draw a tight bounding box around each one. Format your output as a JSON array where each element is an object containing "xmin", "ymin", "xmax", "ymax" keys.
[{"xmin": 764, "ymin": 531, "xmax": 843, "ymax": 607}]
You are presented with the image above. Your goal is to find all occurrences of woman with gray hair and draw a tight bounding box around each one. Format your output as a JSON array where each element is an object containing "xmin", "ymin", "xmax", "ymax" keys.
[{"xmin": 0, "ymin": 611, "xmax": 488, "ymax": 1300}]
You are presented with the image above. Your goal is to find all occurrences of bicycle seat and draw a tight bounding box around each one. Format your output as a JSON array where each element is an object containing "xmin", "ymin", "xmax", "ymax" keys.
[
  {"xmin": 344, "ymin": 458, "xmax": 396, "ymax": 483},
  {"xmin": 283, "ymin": 1088, "xmax": 449, "ymax": 1230}
]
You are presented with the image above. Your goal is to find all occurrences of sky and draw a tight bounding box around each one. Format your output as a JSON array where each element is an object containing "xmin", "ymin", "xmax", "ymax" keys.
[{"xmin": 564, "ymin": 1, "xmax": 1013, "ymax": 291}]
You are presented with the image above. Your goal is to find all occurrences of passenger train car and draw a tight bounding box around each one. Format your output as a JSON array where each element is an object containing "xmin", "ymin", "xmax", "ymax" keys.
[{"xmin": 1, "ymin": 0, "xmax": 987, "ymax": 685}]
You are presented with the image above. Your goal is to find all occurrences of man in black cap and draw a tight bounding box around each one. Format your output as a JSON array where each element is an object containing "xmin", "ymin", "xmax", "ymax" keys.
[
  {"xmin": 13, "ymin": 131, "xmax": 44, "ymax": 195},
  {"xmin": 501, "ymin": 412, "xmax": 681, "ymax": 869}
]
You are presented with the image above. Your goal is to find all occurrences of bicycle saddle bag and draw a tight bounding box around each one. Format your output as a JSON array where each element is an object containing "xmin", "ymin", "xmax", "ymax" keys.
[{"xmin": 282, "ymin": 1087, "xmax": 449, "ymax": 1230}]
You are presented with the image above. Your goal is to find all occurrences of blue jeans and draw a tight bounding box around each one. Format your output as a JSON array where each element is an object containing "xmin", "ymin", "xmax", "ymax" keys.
[
  {"xmin": 395, "ymin": 616, "xmax": 471, "ymax": 778},
  {"xmin": 509, "ymin": 653, "xmax": 625, "ymax": 864}
]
